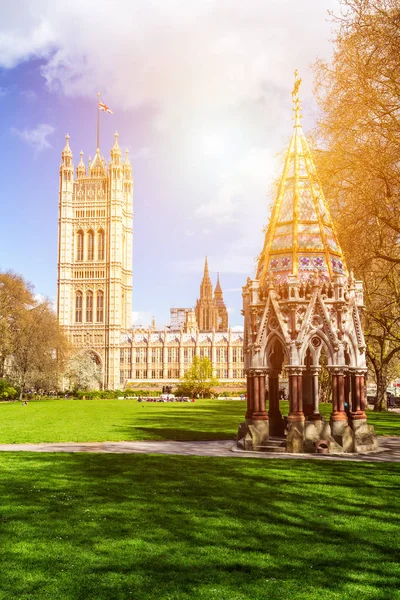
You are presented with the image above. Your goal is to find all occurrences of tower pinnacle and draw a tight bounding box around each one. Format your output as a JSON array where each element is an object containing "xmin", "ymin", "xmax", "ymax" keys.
[
  {"xmin": 292, "ymin": 69, "xmax": 302, "ymax": 127},
  {"xmin": 256, "ymin": 74, "xmax": 347, "ymax": 285}
]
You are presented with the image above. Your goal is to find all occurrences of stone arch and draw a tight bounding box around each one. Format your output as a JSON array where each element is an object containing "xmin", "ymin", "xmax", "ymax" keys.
[
  {"xmin": 76, "ymin": 230, "xmax": 84, "ymax": 262},
  {"xmin": 87, "ymin": 229, "xmax": 95, "ymax": 261},
  {"xmin": 342, "ymin": 332, "xmax": 359, "ymax": 368},
  {"xmin": 300, "ymin": 329, "xmax": 336, "ymax": 367},
  {"xmin": 263, "ymin": 330, "xmax": 289, "ymax": 365}
]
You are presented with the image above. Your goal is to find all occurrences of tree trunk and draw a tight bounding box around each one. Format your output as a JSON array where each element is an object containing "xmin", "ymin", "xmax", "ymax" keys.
[{"xmin": 375, "ymin": 369, "xmax": 388, "ymax": 412}]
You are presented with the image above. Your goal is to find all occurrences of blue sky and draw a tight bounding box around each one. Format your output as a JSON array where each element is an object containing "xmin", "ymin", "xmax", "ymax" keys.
[{"xmin": 0, "ymin": 0, "xmax": 339, "ymax": 328}]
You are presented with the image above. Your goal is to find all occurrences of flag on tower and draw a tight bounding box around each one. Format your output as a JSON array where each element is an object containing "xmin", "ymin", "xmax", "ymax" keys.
[{"xmin": 98, "ymin": 101, "xmax": 113, "ymax": 114}]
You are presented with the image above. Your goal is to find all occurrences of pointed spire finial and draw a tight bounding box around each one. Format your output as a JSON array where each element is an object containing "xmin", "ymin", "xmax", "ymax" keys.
[
  {"xmin": 63, "ymin": 133, "xmax": 71, "ymax": 153},
  {"xmin": 292, "ymin": 69, "xmax": 302, "ymax": 126},
  {"xmin": 204, "ymin": 255, "xmax": 209, "ymax": 276}
]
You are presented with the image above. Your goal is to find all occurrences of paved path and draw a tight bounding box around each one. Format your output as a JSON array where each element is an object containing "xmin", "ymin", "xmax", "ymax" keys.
[{"xmin": 1, "ymin": 437, "xmax": 400, "ymax": 462}]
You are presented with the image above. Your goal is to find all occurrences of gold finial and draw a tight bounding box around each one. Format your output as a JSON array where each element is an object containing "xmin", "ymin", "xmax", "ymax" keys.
[{"xmin": 292, "ymin": 69, "xmax": 302, "ymax": 126}]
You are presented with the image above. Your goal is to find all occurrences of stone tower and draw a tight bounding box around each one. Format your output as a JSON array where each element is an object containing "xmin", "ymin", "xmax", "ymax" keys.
[
  {"xmin": 214, "ymin": 273, "xmax": 228, "ymax": 331},
  {"xmin": 195, "ymin": 257, "xmax": 228, "ymax": 332},
  {"xmin": 57, "ymin": 133, "xmax": 133, "ymax": 389},
  {"xmin": 237, "ymin": 73, "xmax": 377, "ymax": 454}
]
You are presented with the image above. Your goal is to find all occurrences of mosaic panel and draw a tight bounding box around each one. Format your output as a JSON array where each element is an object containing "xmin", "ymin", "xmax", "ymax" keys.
[
  {"xmin": 275, "ymin": 224, "xmax": 293, "ymax": 235},
  {"xmin": 269, "ymin": 255, "xmax": 292, "ymax": 271},
  {"xmin": 298, "ymin": 254, "xmax": 328, "ymax": 271},
  {"xmin": 324, "ymin": 225, "xmax": 333, "ymax": 236},
  {"xmin": 271, "ymin": 234, "xmax": 293, "ymax": 250},
  {"xmin": 298, "ymin": 156, "xmax": 308, "ymax": 176},
  {"xmin": 297, "ymin": 233, "xmax": 324, "ymax": 250},
  {"xmin": 278, "ymin": 187, "xmax": 294, "ymax": 222},
  {"xmin": 298, "ymin": 223, "xmax": 320, "ymax": 233},
  {"xmin": 287, "ymin": 158, "xmax": 295, "ymax": 178},
  {"xmin": 331, "ymin": 255, "xmax": 345, "ymax": 274},
  {"xmin": 327, "ymin": 236, "xmax": 339, "ymax": 252},
  {"xmin": 298, "ymin": 186, "xmax": 317, "ymax": 221}
]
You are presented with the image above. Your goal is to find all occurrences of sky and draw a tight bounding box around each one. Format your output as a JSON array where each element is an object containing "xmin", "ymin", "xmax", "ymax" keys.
[{"xmin": 0, "ymin": 0, "xmax": 341, "ymax": 329}]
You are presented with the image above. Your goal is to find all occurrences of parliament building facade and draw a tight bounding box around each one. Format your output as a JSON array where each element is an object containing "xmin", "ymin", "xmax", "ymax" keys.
[{"xmin": 57, "ymin": 134, "xmax": 245, "ymax": 390}]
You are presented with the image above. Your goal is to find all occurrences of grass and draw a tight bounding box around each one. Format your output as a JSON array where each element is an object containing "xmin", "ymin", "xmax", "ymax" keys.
[
  {"xmin": 0, "ymin": 453, "xmax": 400, "ymax": 600},
  {"xmin": 1, "ymin": 399, "xmax": 400, "ymax": 444}
]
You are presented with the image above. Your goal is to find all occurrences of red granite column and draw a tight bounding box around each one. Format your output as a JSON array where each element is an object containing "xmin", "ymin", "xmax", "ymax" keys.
[
  {"xmin": 253, "ymin": 372, "xmax": 260, "ymax": 416},
  {"xmin": 245, "ymin": 370, "xmax": 254, "ymax": 420},
  {"xmin": 288, "ymin": 368, "xmax": 305, "ymax": 424},
  {"xmin": 268, "ymin": 370, "xmax": 281, "ymax": 418},
  {"xmin": 310, "ymin": 366, "xmax": 321, "ymax": 420},
  {"xmin": 330, "ymin": 368, "xmax": 347, "ymax": 421},
  {"xmin": 351, "ymin": 369, "xmax": 367, "ymax": 420},
  {"xmin": 253, "ymin": 370, "xmax": 268, "ymax": 420}
]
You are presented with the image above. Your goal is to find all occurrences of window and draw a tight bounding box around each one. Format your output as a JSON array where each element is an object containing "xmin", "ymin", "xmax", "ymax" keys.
[
  {"xmin": 98, "ymin": 229, "xmax": 105, "ymax": 260},
  {"xmin": 75, "ymin": 291, "xmax": 83, "ymax": 322},
  {"xmin": 200, "ymin": 347, "xmax": 210, "ymax": 359},
  {"xmin": 168, "ymin": 347, "xmax": 178, "ymax": 362},
  {"xmin": 120, "ymin": 349, "xmax": 125, "ymax": 364},
  {"xmin": 96, "ymin": 291, "xmax": 104, "ymax": 322},
  {"xmin": 86, "ymin": 291, "xmax": 93, "ymax": 322},
  {"xmin": 233, "ymin": 347, "xmax": 243, "ymax": 363},
  {"xmin": 87, "ymin": 230, "xmax": 94, "ymax": 261},
  {"xmin": 120, "ymin": 371, "xmax": 125, "ymax": 385},
  {"xmin": 216, "ymin": 347, "xmax": 227, "ymax": 363},
  {"xmin": 76, "ymin": 231, "xmax": 84, "ymax": 261}
]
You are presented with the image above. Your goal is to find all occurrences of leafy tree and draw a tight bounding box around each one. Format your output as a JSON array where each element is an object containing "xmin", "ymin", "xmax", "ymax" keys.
[
  {"xmin": 0, "ymin": 271, "xmax": 69, "ymax": 398},
  {"xmin": 65, "ymin": 351, "xmax": 102, "ymax": 391},
  {"xmin": 313, "ymin": 0, "xmax": 400, "ymax": 410},
  {"xmin": 9, "ymin": 300, "xmax": 69, "ymax": 398},
  {"xmin": 0, "ymin": 272, "xmax": 34, "ymax": 378},
  {"xmin": 177, "ymin": 356, "xmax": 219, "ymax": 397}
]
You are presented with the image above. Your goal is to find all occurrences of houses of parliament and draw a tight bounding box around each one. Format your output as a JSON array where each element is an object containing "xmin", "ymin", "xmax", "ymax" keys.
[{"xmin": 57, "ymin": 133, "xmax": 245, "ymax": 389}]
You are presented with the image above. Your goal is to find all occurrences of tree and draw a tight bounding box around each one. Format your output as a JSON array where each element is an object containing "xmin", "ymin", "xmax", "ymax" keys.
[
  {"xmin": 177, "ymin": 356, "xmax": 219, "ymax": 397},
  {"xmin": 0, "ymin": 272, "xmax": 34, "ymax": 378},
  {"xmin": 9, "ymin": 300, "xmax": 69, "ymax": 398},
  {"xmin": 65, "ymin": 351, "xmax": 102, "ymax": 391},
  {"xmin": 313, "ymin": 0, "xmax": 400, "ymax": 409},
  {"xmin": 0, "ymin": 270, "xmax": 69, "ymax": 398}
]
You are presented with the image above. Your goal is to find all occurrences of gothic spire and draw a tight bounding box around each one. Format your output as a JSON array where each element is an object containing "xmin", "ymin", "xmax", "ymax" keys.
[{"xmin": 256, "ymin": 71, "xmax": 347, "ymax": 286}]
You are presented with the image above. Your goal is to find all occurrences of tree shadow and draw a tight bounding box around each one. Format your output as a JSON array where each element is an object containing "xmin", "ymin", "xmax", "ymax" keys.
[{"xmin": 1, "ymin": 453, "xmax": 400, "ymax": 599}]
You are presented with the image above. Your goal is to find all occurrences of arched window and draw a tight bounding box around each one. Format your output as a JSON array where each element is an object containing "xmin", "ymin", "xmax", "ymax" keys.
[
  {"xmin": 76, "ymin": 231, "xmax": 84, "ymax": 262},
  {"xmin": 87, "ymin": 230, "xmax": 94, "ymax": 261},
  {"xmin": 86, "ymin": 290, "xmax": 93, "ymax": 322},
  {"xmin": 75, "ymin": 291, "xmax": 83, "ymax": 323},
  {"xmin": 96, "ymin": 291, "xmax": 104, "ymax": 322},
  {"xmin": 97, "ymin": 229, "xmax": 105, "ymax": 261}
]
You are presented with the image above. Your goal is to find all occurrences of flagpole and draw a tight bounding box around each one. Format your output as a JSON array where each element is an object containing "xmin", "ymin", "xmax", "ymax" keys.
[{"xmin": 97, "ymin": 92, "xmax": 101, "ymax": 150}]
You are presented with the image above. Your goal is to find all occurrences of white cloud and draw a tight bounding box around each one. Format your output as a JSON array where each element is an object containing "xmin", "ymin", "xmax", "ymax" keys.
[
  {"xmin": 11, "ymin": 123, "xmax": 55, "ymax": 152},
  {"xmin": 132, "ymin": 310, "xmax": 153, "ymax": 327},
  {"xmin": 132, "ymin": 147, "xmax": 151, "ymax": 159},
  {"xmin": 231, "ymin": 325, "xmax": 244, "ymax": 332},
  {"xmin": 0, "ymin": 18, "xmax": 55, "ymax": 68},
  {"xmin": 0, "ymin": 1, "xmax": 339, "ymax": 129}
]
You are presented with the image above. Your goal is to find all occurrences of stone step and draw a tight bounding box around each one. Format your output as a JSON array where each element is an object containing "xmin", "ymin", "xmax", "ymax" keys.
[
  {"xmin": 255, "ymin": 444, "xmax": 287, "ymax": 453},
  {"xmin": 254, "ymin": 438, "xmax": 287, "ymax": 453}
]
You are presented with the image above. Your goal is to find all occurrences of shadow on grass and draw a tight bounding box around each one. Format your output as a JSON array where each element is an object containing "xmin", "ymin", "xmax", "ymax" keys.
[{"xmin": 0, "ymin": 454, "xmax": 400, "ymax": 600}]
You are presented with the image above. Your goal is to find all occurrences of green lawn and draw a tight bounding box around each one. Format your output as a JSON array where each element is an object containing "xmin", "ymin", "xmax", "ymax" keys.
[
  {"xmin": 0, "ymin": 453, "xmax": 399, "ymax": 600},
  {"xmin": 1, "ymin": 399, "xmax": 400, "ymax": 443}
]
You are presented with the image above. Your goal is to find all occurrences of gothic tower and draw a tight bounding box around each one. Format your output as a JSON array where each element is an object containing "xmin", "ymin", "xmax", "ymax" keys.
[
  {"xmin": 214, "ymin": 273, "xmax": 228, "ymax": 330},
  {"xmin": 57, "ymin": 133, "xmax": 133, "ymax": 389},
  {"xmin": 195, "ymin": 257, "xmax": 228, "ymax": 332}
]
